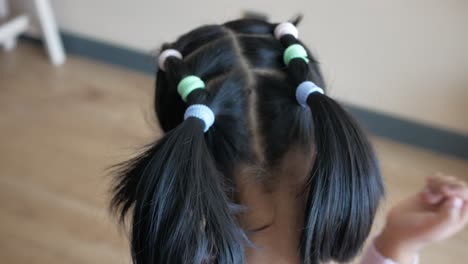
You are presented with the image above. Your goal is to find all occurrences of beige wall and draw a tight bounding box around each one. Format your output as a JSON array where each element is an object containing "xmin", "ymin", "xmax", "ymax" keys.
[{"xmin": 13, "ymin": 0, "xmax": 468, "ymax": 134}]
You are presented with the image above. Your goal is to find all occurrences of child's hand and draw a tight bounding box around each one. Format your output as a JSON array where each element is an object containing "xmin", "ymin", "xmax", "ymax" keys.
[{"xmin": 375, "ymin": 174, "xmax": 468, "ymax": 264}]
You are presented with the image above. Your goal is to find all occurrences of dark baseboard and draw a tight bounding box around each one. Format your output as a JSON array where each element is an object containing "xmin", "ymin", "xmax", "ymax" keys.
[
  {"xmin": 20, "ymin": 33, "xmax": 468, "ymax": 160},
  {"xmin": 345, "ymin": 105, "xmax": 468, "ymax": 159},
  {"xmin": 22, "ymin": 33, "xmax": 156, "ymax": 74}
]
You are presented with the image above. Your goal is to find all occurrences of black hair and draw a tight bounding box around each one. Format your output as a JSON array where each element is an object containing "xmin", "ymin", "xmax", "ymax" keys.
[{"xmin": 111, "ymin": 17, "xmax": 384, "ymax": 264}]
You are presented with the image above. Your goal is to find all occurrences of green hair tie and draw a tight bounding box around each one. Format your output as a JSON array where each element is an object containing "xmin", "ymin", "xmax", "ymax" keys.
[
  {"xmin": 177, "ymin": 75, "xmax": 206, "ymax": 102},
  {"xmin": 283, "ymin": 44, "xmax": 309, "ymax": 65}
]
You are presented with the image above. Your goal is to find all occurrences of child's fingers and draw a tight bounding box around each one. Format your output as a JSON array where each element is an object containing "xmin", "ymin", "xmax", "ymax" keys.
[
  {"xmin": 462, "ymin": 203, "xmax": 468, "ymax": 225},
  {"xmin": 434, "ymin": 197, "xmax": 463, "ymax": 225},
  {"xmin": 428, "ymin": 173, "xmax": 457, "ymax": 183},
  {"xmin": 427, "ymin": 173, "xmax": 468, "ymax": 187},
  {"xmin": 421, "ymin": 188, "xmax": 444, "ymax": 205},
  {"xmin": 428, "ymin": 174, "xmax": 464, "ymax": 188},
  {"xmin": 427, "ymin": 175, "xmax": 467, "ymax": 197},
  {"xmin": 441, "ymin": 185, "xmax": 468, "ymax": 201}
]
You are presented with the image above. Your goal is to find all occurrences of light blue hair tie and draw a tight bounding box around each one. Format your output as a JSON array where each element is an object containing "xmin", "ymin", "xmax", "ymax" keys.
[
  {"xmin": 177, "ymin": 75, "xmax": 206, "ymax": 102},
  {"xmin": 296, "ymin": 81, "xmax": 324, "ymax": 107},
  {"xmin": 184, "ymin": 104, "xmax": 215, "ymax": 132}
]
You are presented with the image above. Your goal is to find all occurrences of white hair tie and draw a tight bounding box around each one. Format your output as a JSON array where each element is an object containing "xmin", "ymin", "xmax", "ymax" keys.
[
  {"xmin": 184, "ymin": 104, "xmax": 215, "ymax": 132},
  {"xmin": 296, "ymin": 81, "xmax": 324, "ymax": 107},
  {"xmin": 158, "ymin": 49, "xmax": 183, "ymax": 72},
  {"xmin": 274, "ymin": 22, "xmax": 299, "ymax": 40}
]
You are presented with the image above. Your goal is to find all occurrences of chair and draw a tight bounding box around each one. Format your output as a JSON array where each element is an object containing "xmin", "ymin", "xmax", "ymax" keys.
[{"xmin": 0, "ymin": 0, "xmax": 65, "ymax": 65}]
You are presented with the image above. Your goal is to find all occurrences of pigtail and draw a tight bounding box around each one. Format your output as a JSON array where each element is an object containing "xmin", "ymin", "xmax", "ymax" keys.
[
  {"xmin": 110, "ymin": 49, "xmax": 246, "ymax": 264},
  {"xmin": 275, "ymin": 23, "xmax": 384, "ymax": 263},
  {"xmin": 300, "ymin": 89, "xmax": 383, "ymax": 263}
]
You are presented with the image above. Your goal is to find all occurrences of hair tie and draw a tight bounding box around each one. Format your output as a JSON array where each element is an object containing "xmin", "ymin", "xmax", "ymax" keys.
[
  {"xmin": 283, "ymin": 44, "xmax": 309, "ymax": 65},
  {"xmin": 158, "ymin": 49, "xmax": 183, "ymax": 72},
  {"xmin": 296, "ymin": 81, "xmax": 324, "ymax": 107},
  {"xmin": 184, "ymin": 104, "xmax": 215, "ymax": 132},
  {"xmin": 177, "ymin": 75, "xmax": 206, "ymax": 102},
  {"xmin": 274, "ymin": 22, "xmax": 299, "ymax": 40}
]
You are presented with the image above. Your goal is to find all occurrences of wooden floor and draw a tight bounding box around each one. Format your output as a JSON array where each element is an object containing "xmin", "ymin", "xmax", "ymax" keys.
[{"xmin": 0, "ymin": 43, "xmax": 467, "ymax": 264}]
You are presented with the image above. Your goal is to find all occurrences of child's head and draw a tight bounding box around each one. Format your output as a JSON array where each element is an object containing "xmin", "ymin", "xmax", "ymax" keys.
[{"xmin": 111, "ymin": 17, "xmax": 384, "ymax": 264}]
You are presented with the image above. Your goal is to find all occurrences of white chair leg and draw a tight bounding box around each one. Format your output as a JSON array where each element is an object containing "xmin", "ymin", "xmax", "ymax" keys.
[
  {"xmin": 0, "ymin": 15, "xmax": 29, "ymax": 51},
  {"xmin": 33, "ymin": 0, "xmax": 66, "ymax": 65},
  {"xmin": 0, "ymin": 0, "xmax": 8, "ymax": 19},
  {"xmin": 2, "ymin": 37, "xmax": 16, "ymax": 51}
]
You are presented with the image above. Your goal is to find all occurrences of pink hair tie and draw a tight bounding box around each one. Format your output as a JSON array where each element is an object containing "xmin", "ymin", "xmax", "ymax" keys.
[
  {"xmin": 274, "ymin": 22, "xmax": 299, "ymax": 40},
  {"xmin": 158, "ymin": 49, "xmax": 183, "ymax": 72}
]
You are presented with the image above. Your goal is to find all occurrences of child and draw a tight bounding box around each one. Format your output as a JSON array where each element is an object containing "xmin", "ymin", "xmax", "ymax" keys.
[{"xmin": 110, "ymin": 16, "xmax": 467, "ymax": 263}]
